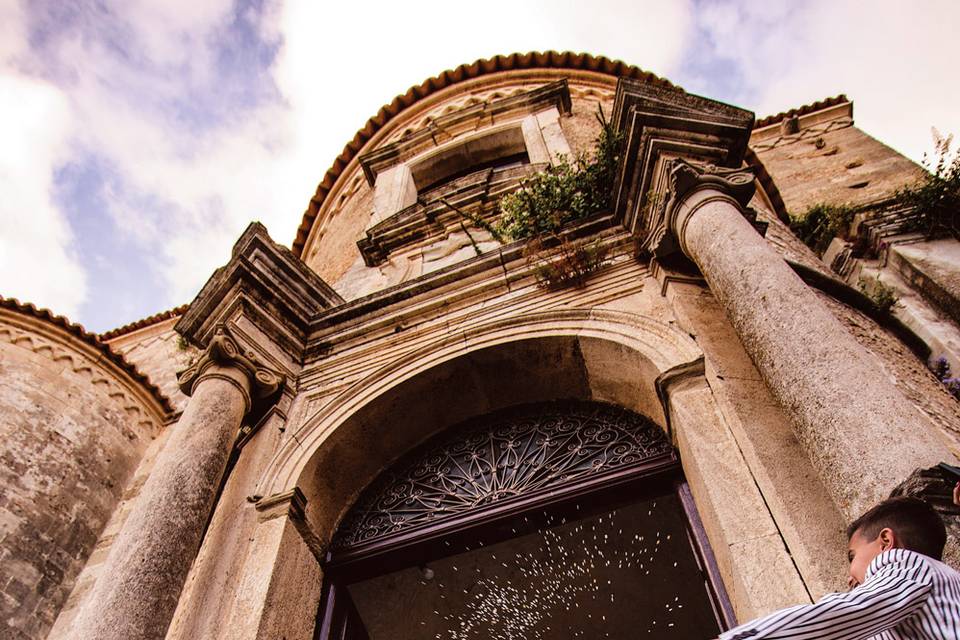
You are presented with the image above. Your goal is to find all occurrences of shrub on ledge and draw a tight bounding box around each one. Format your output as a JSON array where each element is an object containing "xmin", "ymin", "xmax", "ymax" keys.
[
  {"xmin": 494, "ymin": 107, "xmax": 623, "ymax": 242},
  {"xmin": 893, "ymin": 130, "xmax": 960, "ymax": 240},
  {"xmin": 789, "ymin": 202, "xmax": 856, "ymax": 253}
]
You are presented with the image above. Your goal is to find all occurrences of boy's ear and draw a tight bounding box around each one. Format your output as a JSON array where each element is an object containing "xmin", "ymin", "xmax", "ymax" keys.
[{"xmin": 878, "ymin": 527, "xmax": 898, "ymax": 550}]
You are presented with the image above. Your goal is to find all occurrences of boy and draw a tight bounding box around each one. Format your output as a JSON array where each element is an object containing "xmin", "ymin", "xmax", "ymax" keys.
[{"xmin": 717, "ymin": 496, "xmax": 960, "ymax": 640}]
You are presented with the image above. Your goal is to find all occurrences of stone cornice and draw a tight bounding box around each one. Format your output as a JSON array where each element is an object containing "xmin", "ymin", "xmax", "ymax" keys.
[
  {"xmin": 177, "ymin": 325, "xmax": 284, "ymax": 414},
  {"xmin": 0, "ymin": 297, "xmax": 173, "ymax": 419},
  {"xmin": 612, "ymin": 78, "xmax": 755, "ymax": 255},
  {"xmin": 175, "ymin": 223, "xmax": 343, "ymax": 363}
]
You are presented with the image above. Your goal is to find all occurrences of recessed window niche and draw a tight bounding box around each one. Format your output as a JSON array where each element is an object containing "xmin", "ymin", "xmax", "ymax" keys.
[{"xmin": 358, "ymin": 81, "xmax": 574, "ymax": 230}]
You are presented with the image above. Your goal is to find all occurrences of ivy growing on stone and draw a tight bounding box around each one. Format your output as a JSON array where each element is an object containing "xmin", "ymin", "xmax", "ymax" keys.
[{"xmin": 523, "ymin": 235, "xmax": 609, "ymax": 290}]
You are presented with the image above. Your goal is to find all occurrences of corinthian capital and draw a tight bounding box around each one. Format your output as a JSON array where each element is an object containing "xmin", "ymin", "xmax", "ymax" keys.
[
  {"xmin": 177, "ymin": 325, "xmax": 284, "ymax": 411},
  {"xmin": 666, "ymin": 159, "xmax": 756, "ymax": 212},
  {"xmin": 640, "ymin": 159, "xmax": 758, "ymax": 258}
]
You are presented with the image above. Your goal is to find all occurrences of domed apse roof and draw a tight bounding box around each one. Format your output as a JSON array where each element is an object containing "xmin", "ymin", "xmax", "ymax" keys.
[
  {"xmin": 0, "ymin": 296, "xmax": 174, "ymax": 413},
  {"xmin": 291, "ymin": 51, "xmax": 677, "ymax": 258}
]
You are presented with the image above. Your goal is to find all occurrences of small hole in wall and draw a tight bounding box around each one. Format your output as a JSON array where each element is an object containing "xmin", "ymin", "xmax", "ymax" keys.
[{"xmin": 848, "ymin": 181, "xmax": 870, "ymax": 189}]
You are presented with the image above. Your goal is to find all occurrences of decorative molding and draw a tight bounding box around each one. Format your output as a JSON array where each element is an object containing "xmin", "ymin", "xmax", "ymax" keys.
[
  {"xmin": 177, "ymin": 325, "xmax": 284, "ymax": 413},
  {"xmin": 654, "ymin": 355, "xmax": 706, "ymax": 442},
  {"xmin": 357, "ymin": 80, "xmax": 572, "ymax": 186},
  {"xmin": 254, "ymin": 487, "xmax": 326, "ymax": 562},
  {"xmin": 0, "ymin": 297, "xmax": 173, "ymax": 416},
  {"xmin": 641, "ymin": 159, "xmax": 757, "ymax": 259},
  {"xmin": 175, "ymin": 222, "xmax": 343, "ymax": 361},
  {"xmin": 611, "ymin": 78, "xmax": 755, "ymax": 256},
  {"xmin": 0, "ymin": 326, "xmax": 163, "ymax": 437},
  {"xmin": 256, "ymin": 487, "xmax": 308, "ymax": 522},
  {"xmin": 331, "ymin": 401, "xmax": 673, "ymax": 551},
  {"xmin": 667, "ymin": 159, "xmax": 756, "ymax": 211}
]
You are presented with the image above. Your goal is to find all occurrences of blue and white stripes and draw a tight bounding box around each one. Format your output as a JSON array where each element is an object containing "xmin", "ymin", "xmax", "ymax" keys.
[{"xmin": 719, "ymin": 549, "xmax": 960, "ymax": 639}]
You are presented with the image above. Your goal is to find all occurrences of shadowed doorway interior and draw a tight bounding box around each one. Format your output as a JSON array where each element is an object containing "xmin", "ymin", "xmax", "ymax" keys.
[{"xmin": 315, "ymin": 401, "xmax": 733, "ymax": 640}]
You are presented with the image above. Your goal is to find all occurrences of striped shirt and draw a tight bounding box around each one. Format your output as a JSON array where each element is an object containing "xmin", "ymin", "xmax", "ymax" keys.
[{"xmin": 718, "ymin": 549, "xmax": 960, "ymax": 639}]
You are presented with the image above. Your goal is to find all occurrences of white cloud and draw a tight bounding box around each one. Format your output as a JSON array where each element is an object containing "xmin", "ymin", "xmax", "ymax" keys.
[
  {"xmin": 0, "ymin": 2, "xmax": 87, "ymax": 318},
  {"xmin": 50, "ymin": 0, "xmax": 696, "ymax": 306},
  {"xmin": 689, "ymin": 0, "xmax": 960, "ymax": 163}
]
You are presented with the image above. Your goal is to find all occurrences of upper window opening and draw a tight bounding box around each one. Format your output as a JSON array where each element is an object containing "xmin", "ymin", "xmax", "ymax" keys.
[
  {"xmin": 411, "ymin": 126, "xmax": 528, "ymax": 193},
  {"xmin": 418, "ymin": 151, "xmax": 530, "ymax": 196}
]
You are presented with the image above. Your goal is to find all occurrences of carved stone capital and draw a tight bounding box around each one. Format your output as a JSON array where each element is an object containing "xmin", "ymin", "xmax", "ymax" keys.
[
  {"xmin": 645, "ymin": 159, "xmax": 757, "ymax": 259},
  {"xmin": 177, "ymin": 325, "xmax": 284, "ymax": 414},
  {"xmin": 666, "ymin": 159, "xmax": 756, "ymax": 211}
]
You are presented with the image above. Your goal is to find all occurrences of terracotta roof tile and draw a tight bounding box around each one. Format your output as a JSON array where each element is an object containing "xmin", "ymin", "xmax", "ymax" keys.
[
  {"xmin": 0, "ymin": 296, "xmax": 174, "ymax": 414},
  {"xmin": 291, "ymin": 51, "xmax": 676, "ymax": 257},
  {"xmin": 99, "ymin": 304, "xmax": 188, "ymax": 341},
  {"xmin": 755, "ymin": 94, "xmax": 849, "ymax": 129}
]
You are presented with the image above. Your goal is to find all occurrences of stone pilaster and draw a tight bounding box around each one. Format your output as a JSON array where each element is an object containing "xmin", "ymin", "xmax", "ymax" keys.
[
  {"xmin": 69, "ymin": 326, "xmax": 283, "ymax": 640},
  {"xmin": 663, "ymin": 159, "xmax": 953, "ymax": 519}
]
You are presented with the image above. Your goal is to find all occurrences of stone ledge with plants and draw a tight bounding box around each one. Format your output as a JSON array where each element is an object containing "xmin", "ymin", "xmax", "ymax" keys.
[
  {"xmin": 490, "ymin": 107, "xmax": 623, "ymax": 289},
  {"xmin": 789, "ymin": 130, "xmax": 960, "ymax": 257}
]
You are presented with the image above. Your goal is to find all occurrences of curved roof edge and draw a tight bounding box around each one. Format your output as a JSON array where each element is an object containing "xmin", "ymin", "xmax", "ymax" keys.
[
  {"xmin": 0, "ymin": 296, "xmax": 174, "ymax": 414},
  {"xmin": 291, "ymin": 51, "xmax": 676, "ymax": 257},
  {"xmin": 754, "ymin": 94, "xmax": 849, "ymax": 129},
  {"xmin": 100, "ymin": 303, "xmax": 188, "ymax": 341}
]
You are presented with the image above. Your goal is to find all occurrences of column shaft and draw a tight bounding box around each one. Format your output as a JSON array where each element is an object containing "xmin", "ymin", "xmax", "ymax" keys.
[
  {"xmin": 69, "ymin": 367, "xmax": 249, "ymax": 640},
  {"xmin": 676, "ymin": 188, "xmax": 949, "ymax": 519}
]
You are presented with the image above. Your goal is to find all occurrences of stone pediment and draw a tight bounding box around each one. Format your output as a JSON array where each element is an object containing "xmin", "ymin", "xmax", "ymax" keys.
[
  {"xmin": 357, "ymin": 162, "xmax": 544, "ymax": 266},
  {"xmin": 612, "ymin": 79, "xmax": 755, "ymax": 243}
]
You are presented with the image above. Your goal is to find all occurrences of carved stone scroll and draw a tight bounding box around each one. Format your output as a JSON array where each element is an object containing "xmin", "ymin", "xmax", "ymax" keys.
[{"xmin": 177, "ymin": 325, "xmax": 283, "ymax": 411}]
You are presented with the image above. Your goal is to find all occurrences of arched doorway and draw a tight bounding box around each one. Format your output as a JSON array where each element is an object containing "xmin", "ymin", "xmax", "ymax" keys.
[{"xmin": 315, "ymin": 400, "xmax": 733, "ymax": 639}]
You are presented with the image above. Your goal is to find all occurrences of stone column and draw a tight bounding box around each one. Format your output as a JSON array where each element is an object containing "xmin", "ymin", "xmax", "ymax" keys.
[
  {"xmin": 70, "ymin": 327, "xmax": 282, "ymax": 640},
  {"xmin": 663, "ymin": 159, "xmax": 952, "ymax": 519}
]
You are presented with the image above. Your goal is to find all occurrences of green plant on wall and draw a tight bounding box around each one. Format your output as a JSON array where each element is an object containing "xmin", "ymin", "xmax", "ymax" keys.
[
  {"xmin": 858, "ymin": 277, "xmax": 900, "ymax": 315},
  {"xmin": 494, "ymin": 106, "xmax": 623, "ymax": 242},
  {"xmin": 893, "ymin": 129, "xmax": 960, "ymax": 239},
  {"xmin": 789, "ymin": 202, "xmax": 856, "ymax": 253},
  {"xmin": 523, "ymin": 234, "xmax": 610, "ymax": 290}
]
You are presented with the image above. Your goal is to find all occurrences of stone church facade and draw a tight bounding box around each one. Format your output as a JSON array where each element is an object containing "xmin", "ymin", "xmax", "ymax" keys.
[{"xmin": 3, "ymin": 52, "xmax": 960, "ymax": 640}]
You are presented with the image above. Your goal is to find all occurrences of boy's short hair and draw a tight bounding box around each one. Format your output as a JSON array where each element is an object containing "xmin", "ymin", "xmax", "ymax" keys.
[{"xmin": 846, "ymin": 496, "xmax": 946, "ymax": 560}]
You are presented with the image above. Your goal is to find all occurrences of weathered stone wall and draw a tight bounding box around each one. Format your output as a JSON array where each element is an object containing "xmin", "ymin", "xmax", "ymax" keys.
[
  {"xmin": 752, "ymin": 108, "xmax": 922, "ymax": 216},
  {"xmin": 0, "ymin": 304, "xmax": 167, "ymax": 640},
  {"xmin": 45, "ymin": 427, "xmax": 172, "ymax": 639},
  {"xmin": 106, "ymin": 318, "xmax": 197, "ymax": 413},
  {"xmin": 301, "ymin": 75, "xmax": 618, "ymax": 302}
]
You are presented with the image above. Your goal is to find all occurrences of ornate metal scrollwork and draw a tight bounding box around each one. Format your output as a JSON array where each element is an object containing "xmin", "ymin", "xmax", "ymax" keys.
[{"xmin": 332, "ymin": 401, "xmax": 672, "ymax": 550}]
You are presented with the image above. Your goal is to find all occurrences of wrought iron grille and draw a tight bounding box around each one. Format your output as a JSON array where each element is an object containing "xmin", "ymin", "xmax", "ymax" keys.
[{"xmin": 332, "ymin": 401, "xmax": 672, "ymax": 550}]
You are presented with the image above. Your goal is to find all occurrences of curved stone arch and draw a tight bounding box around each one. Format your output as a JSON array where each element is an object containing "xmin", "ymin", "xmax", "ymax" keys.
[
  {"xmin": 258, "ymin": 309, "xmax": 702, "ymax": 532},
  {"xmin": 237, "ymin": 308, "xmax": 818, "ymax": 634}
]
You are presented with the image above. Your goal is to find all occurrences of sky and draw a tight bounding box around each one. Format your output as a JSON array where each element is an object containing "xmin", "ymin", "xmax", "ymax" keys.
[{"xmin": 1, "ymin": 0, "xmax": 958, "ymax": 333}]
